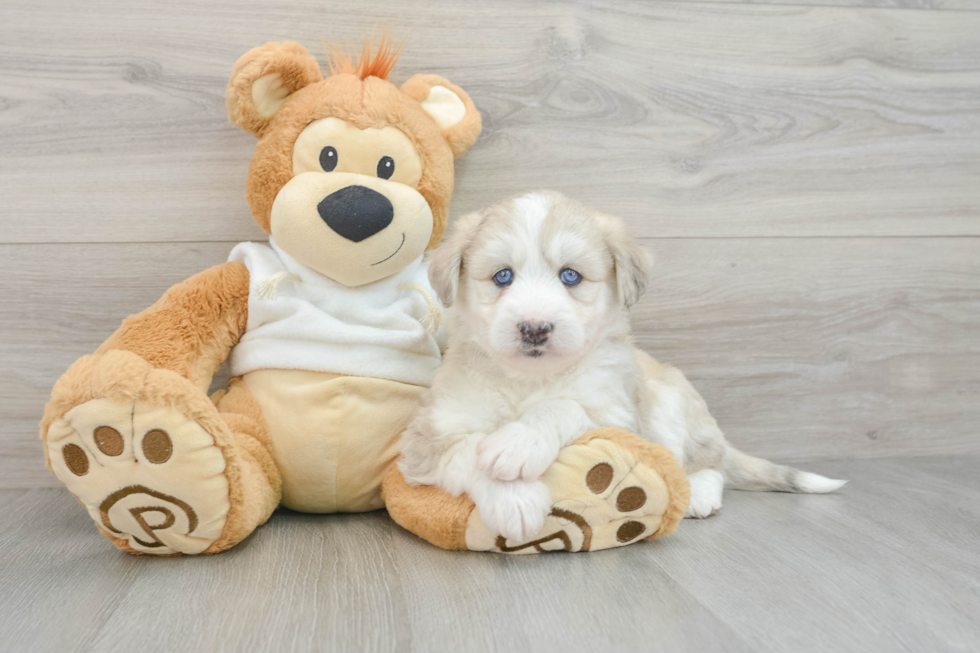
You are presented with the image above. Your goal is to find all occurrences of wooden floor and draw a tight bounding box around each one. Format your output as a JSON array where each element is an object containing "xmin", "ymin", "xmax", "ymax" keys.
[
  {"xmin": 1, "ymin": 0, "xmax": 979, "ymax": 651},
  {"xmin": 2, "ymin": 456, "xmax": 978, "ymax": 653}
]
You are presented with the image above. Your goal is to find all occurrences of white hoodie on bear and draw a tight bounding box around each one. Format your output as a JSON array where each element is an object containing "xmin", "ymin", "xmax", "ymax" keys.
[{"xmin": 228, "ymin": 238, "xmax": 444, "ymax": 387}]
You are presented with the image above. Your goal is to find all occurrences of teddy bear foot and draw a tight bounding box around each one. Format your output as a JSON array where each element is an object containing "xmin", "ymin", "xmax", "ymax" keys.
[
  {"xmin": 384, "ymin": 427, "xmax": 690, "ymax": 554},
  {"xmin": 465, "ymin": 428, "xmax": 690, "ymax": 554},
  {"xmin": 46, "ymin": 395, "xmax": 231, "ymax": 555},
  {"xmin": 37, "ymin": 349, "xmax": 283, "ymax": 556}
]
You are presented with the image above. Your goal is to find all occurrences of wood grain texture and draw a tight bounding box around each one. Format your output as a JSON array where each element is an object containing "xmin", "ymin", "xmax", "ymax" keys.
[
  {"xmin": 1, "ymin": 457, "xmax": 978, "ymax": 653},
  {"xmin": 646, "ymin": 456, "xmax": 980, "ymax": 653},
  {"xmin": 2, "ymin": 2, "xmax": 978, "ymax": 651},
  {"xmin": 3, "ymin": 237, "xmax": 977, "ymax": 487},
  {"xmin": 635, "ymin": 236, "xmax": 980, "ymax": 462},
  {"xmin": 699, "ymin": 0, "xmax": 980, "ymax": 11},
  {"xmin": 1, "ymin": 0, "xmax": 979, "ymax": 243}
]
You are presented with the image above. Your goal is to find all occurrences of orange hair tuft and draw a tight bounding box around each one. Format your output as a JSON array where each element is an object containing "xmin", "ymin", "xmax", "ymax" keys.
[{"xmin": 326, "ymin": 34, "xmax": 405, "ymax": 81}]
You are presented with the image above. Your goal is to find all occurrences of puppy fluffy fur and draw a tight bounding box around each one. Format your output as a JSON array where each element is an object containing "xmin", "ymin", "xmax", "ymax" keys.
[{"xmin": 399, "ymin": 191, "xmax": 845, "ymax": 540}]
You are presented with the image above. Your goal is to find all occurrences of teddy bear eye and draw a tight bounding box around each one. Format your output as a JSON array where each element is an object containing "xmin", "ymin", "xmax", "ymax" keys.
[
  {"xmin": 377, "ymin": 156, "xmax": 395, "ymax": 180},
  {"xmin": 319, "ymin": 146, "xmax": 338, "ymax": 172}
]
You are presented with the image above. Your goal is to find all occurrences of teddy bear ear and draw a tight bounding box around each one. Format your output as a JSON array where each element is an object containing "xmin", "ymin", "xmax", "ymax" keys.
[
  {"xmin": 226, "ymin": 41, "xmax": 323, "ymax": 136},
  {"xmin": 401, "ymin": 74, "xmax": 482, "ymax": 158}
]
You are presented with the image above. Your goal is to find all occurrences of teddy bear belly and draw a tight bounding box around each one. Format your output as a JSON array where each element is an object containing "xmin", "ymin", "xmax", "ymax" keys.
[{"xmin": 241, "ymin": 368, "xmax": 425, "ymax": 513}]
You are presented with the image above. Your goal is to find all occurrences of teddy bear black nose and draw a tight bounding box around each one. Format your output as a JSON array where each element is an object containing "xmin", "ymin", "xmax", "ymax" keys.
[{"xmin": 317, "ymin": 185, "xmax": 394, "ymax": 242}]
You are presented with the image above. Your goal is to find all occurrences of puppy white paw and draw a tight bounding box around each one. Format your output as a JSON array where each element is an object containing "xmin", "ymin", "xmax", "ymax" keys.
[
  {"xmin": 477, "ymin": 422, "xmax": 559, "ymax": 482},
  {"xmin": 684, "ymin": 469, "xmax": 724, "ymax": 519},
  {"xmin": 470, "ymin": 478, "xmax": 552, "ymax": 540}
]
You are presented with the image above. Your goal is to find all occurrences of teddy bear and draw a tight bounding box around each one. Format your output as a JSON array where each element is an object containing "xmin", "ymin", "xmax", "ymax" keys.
[{"xmin": 40, "ymin": 39, "xmax": 689, "ymax": 556}]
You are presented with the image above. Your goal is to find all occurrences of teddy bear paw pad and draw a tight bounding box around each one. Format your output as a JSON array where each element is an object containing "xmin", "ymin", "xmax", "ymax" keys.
[
  {"xmin": 46, "ymin": 398, "xmax": 230, "ymax": 555},
  {"xmin": 465, "ymin": 435, "xmax": 678, "ymax": 554}
]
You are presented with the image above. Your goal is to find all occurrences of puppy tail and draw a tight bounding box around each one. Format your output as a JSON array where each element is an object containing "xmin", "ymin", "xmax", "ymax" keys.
[{"xmin": 722, "ymin": 447, "xmax": 847, "ymax": 494}]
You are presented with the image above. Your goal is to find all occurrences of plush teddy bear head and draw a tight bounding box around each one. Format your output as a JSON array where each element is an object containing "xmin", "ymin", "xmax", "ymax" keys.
[{"xmin": 226, "ymin": 40, "xmax": 481, "ymax": 287}]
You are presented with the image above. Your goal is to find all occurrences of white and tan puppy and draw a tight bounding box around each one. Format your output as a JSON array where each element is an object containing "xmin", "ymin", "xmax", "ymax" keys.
[{"xmin": 399, "ymin": 191, "xmax": 845, "ymax": 540}]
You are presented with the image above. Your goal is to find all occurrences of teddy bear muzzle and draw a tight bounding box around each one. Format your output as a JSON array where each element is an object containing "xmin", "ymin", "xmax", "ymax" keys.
[{"xmin": 269, "ymin": 171, "xmax": 434, "ymax": 287}]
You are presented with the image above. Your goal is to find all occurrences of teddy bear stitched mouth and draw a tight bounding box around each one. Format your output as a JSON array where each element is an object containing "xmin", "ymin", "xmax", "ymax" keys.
[{"xmin": 371, "ymin": 233, "xmax": 406, "ymax": 266}]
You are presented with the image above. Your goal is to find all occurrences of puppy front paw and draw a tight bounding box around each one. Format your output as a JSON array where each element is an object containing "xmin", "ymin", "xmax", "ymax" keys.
[
  {"xmin": 470, "ymin": 478, "xmax": 551, "ymax": 541},
  {"xmin": 684, "ymin": 469, "xmax": 724, "ymax": 519},
  {"xmin": 477, "ymin": 422, "xmax": 559, "ymax": 482}
]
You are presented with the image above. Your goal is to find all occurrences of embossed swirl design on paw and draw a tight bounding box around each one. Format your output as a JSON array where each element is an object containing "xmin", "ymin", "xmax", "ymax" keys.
[
  {"xmin": 99, "ymin": 484, "xmax": 198, "ymax": 549},
  {"xmin": 494, "ymin": 460, "xmax": 654, "ymax": 552},
  {"xmin": 495, "ymin": 508, "xmax": 592, "ymax": 553},
  {"xmin": 46, "ymin": 398, "xmax": 230, "ymax": 555}
]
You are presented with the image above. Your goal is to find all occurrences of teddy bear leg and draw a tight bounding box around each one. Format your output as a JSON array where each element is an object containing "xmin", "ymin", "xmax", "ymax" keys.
[
  {"xmin": 384, "ymin": 427, "xmax": 691, "ymax": 554},
  {"xmin": 208, "ymin": 376, "xmax": 282, "ymax": 552},
  {"xmin": 383, "ymin": 464, "xmax": 475, "ymax": 551},
  {"xmin": 42, "ymin": 350, "xmax": 280, "ymax": 555}
]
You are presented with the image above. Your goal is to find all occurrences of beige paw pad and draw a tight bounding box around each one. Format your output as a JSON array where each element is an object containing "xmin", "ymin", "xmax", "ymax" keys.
[
  {"xmin": 465, "ymin": 436, "xmax": 675, "ymax": 554},
  {"xmin": 46, "ymin": 399, "xmax": 230, "ymax": 555}
]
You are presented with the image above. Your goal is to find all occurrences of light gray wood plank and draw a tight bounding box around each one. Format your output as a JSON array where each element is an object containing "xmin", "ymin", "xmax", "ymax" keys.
[
  {"xmin": 2, "ymin": 458, "xmax": 978, "ymax": 653},
  {"xmin": 89, "ymin": 512, "xmax": 414, "ymax": 653},
  {"xmin": 2, "ymin": 237, "xmax": 977, "ymax": 487},
  {"xmin": 0, "ymin": 489, "xmax": 149, "ymax": 653},
  {"xmin": 385, "ymin": 536, "xmax": 752, "ymax": 653},
  {"xmin": 647, "ymin": 457, "xmax": 980, "ymax": 653},
  {"xmin": 1, "ymin": 1, "xmax": 978, "ymax": 243},
  {"xmin": 685, "ymin": 0, "xmax": 980, "ymax": 11},
  {"xmin": 795, "ymin": 457, "xmax": 980, "ymax": 581},
  {"xmin": 635, "ymin": 236, "xmax": 980, "ymax": 462},
  {"xmin": 886, "ymin": 454, "xmax": 980, "ymax": 491},
  {"xmin": 87, "ymin": 513, "xmax": 752, "ymax": 653},
  {"xmin": 1, "ymin": 420, "xmax": 52, "ymax": 489}
]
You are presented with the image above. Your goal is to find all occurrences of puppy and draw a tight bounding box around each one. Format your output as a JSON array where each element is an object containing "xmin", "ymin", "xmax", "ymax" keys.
[{"xmin": 399, "ymin": 191, "xmax": 845, "ymax": 540}]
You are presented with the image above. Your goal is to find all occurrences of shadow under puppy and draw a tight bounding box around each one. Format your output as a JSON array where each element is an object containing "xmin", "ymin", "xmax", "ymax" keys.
[{"xmin": 398, "ymin": 191, "xmax": 845, "ymax": 540}]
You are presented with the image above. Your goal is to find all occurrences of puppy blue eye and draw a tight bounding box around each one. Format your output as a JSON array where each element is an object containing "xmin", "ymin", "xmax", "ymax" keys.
[
  {"xmin": 493, "ymin": 268, "xmax": 514, "ymax": 287},
  {"xmin": 560, "ymin": 268, "xmax": 582, "ymax": 286}
]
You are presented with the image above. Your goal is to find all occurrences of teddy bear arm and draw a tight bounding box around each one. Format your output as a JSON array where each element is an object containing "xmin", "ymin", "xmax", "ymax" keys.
[
  {"xmin": 39, "ymin": 261, "xmax": 280, "ymax": 555},
  {"xmin": 93, "ymin": 261, "xmax": 251, "ymax": 393}
]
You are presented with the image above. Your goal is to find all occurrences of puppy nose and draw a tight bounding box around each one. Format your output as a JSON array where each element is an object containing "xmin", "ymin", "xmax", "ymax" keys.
[
  {"xmin": 519, "ymin": 321, "xmax": 553, "ymax": 345},
  {"xmin": 317, "ymin": 185, "xmax": 394, "ymax": 242}
]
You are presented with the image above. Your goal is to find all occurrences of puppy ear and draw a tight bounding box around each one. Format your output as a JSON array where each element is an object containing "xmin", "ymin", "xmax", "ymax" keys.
[
  {"xmin": 427, "ymin": 211, "xmax": 485, "ymax": 307},
  {"xmin": 226, "ymin": 41, "xmax": 322, "ymax": 136},
  {"xmin": 605, "ymin": 218, "xmax": 653, "ymax": 308},
  {"xmin": 401, "ymin": 74, "xmax": 482, "ymax": 158}
]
